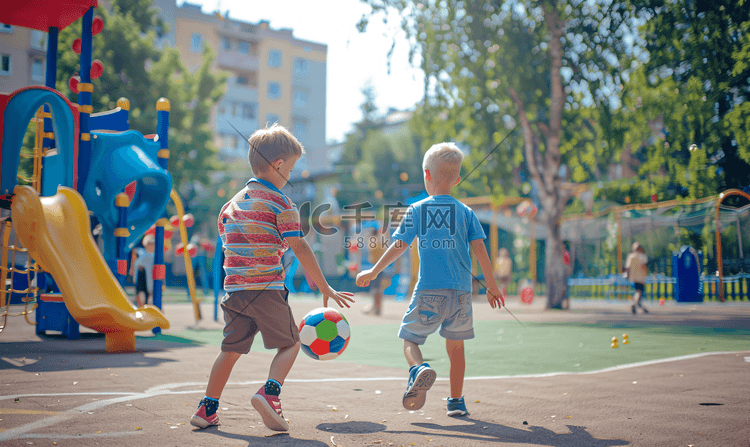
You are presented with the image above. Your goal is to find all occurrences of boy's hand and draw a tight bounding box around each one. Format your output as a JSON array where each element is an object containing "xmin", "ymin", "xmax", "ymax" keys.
[
  {"xmin": 321, "ymin": 286, "xmax": 355, "ymax": 309},
  {"xmin": 355, "ymin": 269, "xmax": 377, "ymax": 288},
  {"xmin": 487, "ymin": 285, "xmax": 505, "ymax": 309}
]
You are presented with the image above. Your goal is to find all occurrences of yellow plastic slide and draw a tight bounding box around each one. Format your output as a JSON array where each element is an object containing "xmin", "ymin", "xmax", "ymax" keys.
[{"xmin": 11, "ymin": 185, "xmax": 169, "ymax": 352}]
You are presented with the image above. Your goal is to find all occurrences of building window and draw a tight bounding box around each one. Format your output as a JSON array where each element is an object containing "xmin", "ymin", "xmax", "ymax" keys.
[
  {"xmin": 0, "ymin": 54, "xmax": 11, "ymax": 76},
  {"xmin": 293, "ymin": 91, "xmax": 308, "ymax": 108},
  {"xmin": 0, "ymin": 24, "xmax": 13, "ymax": 33},
  {"xmin": 30, "ymin": 30, "xmax": 47, "ymax": 51},
  {"xmin": 31, "ymin": 59, "xmax": 44, "ymax": 82},
  {"xmin": 241, "ymin": 102, "xmax": 256, "ymax": 120},
  {"xmin": 228, "ymin": 134, "xmax": 238, "ymax": 149},
  {"xmin": 236, "ymin": 75, "xmax": 249, "ymax": 85},
  {"xmin": 267, "ymin": 82, "xmax": 281, "ymax": 99},
  {"xmin": 294, "ymin": 58, "xmax": 308, "ymax": 76},
  {"xmin": 293, "ymin": 120, "xmax": 308, "ymax": 143},
  {"xmin": 266, "ymin": 114, "xmax": 280, "ymax": 126},
  {"xmin": 238, "ymin": 41, "xmax": 249, "ymax": 54},
  {"xmin": 221, "ymin": 36, "xmax": 231, "ymax": 51},
  {"xmin": 268, "ymin": 49, "xmax": 282, "ymax": 67},
  {"xmin": 220, "ymin": 133, "xmax": 238, "ymax": 149},
  {"xmin": 190, "ymin": 33, "xmax": 203, "ymax": 53}
]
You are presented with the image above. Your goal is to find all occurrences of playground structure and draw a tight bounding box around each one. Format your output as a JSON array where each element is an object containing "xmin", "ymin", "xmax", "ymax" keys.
[{"xmin": 0, "ymin": 1, "xmax": 202, "ymax": 352}]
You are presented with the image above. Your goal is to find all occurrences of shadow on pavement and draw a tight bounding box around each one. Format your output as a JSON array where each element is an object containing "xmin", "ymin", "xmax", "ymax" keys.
[
  {"xmin": 194, "ymin": 427, "xmax": 330, "ymax": 445},
  {"xmin": 0, "ymin": 333, "xmax": 201, "ymax": 372},
  {"xmin": 316, "ymin": 421, "xmax": 387, "ymax": 434},
  {"xmin": 390, "ymin": 417, "xmax": 630, "ymax": 446}
]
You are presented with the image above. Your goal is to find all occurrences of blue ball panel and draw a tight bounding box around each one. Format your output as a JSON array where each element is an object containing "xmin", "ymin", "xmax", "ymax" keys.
[
  {"xmin": 305, "ymin": 312, "xmax": 326, "ymax": 326},
  {"xmin": 329, "ymin": 335, "xmax": 346, "ymax": 354},
  {"xmin": 300, "ymin": 343, "xmax": 319, "ymax": 360}
]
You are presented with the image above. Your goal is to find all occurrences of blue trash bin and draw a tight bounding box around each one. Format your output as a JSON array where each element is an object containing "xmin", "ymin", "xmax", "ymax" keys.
[{"xmin": 672, "ymin": 246, "xmax": 703, "ymax": 302}]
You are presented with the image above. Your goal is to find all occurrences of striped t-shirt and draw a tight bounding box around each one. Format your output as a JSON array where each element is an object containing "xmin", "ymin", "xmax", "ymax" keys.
[{"xmin": 218, "ymin": 178, "xmax": 303, "ymax": 291}]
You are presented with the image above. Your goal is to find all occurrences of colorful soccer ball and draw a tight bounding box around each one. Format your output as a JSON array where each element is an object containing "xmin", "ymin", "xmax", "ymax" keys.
[{"xmin": 298, "ymin": 307, "xmax": 350, "ymax": 360}]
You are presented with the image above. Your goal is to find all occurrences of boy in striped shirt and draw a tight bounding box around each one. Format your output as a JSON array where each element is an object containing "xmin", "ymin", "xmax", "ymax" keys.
[{"xmin": 191, "ymin": 124, "xmax": 354, "ymax": 431}]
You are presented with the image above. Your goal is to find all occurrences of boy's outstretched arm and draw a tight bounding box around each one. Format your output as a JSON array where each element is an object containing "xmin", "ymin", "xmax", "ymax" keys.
[
  {"xmin": 356, "ymin": 239, "xmax": 408, "ymax": 287},
  {"xmin": 470, "ymin": 239, "xmax": 505, "ymax": 309},
  {"xmin": 286, "ymin": 236, "xmax": 355, "ymax": 308}
]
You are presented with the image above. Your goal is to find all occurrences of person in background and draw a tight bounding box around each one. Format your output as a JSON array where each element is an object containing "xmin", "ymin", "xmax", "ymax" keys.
[
  {"xmin": 493, "ymin": 247, "xmax": 513, "ymax": 297},
  {"xmin": 362, "ymin": 225, "xmax": 396, "ymax": 316},
  {"xmin": 624, "ymin": 241, "xmax": 649, "ymax": 314},
  {"xmin": 129, "ymin": 234, "xmax": 155, "ymax": 307}
]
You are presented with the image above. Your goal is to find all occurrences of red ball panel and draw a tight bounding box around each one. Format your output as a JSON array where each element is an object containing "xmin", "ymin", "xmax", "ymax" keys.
[
  {"xmin": 322, "ymin": 309, "xmax": 342, "ymax": 323},
  {"xmin": 309, "ymin": 339, "xmax": 329, "ymax": 356}
]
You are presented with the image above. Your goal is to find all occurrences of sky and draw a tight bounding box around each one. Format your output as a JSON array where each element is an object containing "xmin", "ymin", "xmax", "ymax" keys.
[{"xmin": 179, "ymin": 0, "xmax": 425, "ymax": 143}]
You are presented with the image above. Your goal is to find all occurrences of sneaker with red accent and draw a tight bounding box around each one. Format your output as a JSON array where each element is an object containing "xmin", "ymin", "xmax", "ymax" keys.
[
  {"xmin": 190, "ymin": 400, "xmax": 220, "ymax": 428},
  {"xmin": 251, "ymin": 386, "xmax": 289, "ymax": 431}
]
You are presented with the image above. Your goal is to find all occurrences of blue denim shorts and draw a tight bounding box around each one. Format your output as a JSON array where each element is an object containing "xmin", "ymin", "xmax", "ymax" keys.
[{"xmin": 398, "ymin": 288, "xmax": 474, "ymax": 345}]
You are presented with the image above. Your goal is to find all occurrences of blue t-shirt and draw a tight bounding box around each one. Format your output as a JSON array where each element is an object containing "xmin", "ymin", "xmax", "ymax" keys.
[{"xmin": 392, "ymin": 195, "xmax": 485, "ymax": 293}]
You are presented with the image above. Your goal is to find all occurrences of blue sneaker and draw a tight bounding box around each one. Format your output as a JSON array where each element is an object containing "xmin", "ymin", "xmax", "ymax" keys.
[
  {"xmin": 402, "ymin": 363, "xmax": 436, "ymax": 410},
  {"xmin": 447, "ymin": 396, "xmax": 468, "ymax": 416}
]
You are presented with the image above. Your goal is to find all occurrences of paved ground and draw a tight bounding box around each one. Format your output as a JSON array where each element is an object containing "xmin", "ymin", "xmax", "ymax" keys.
[{"xmin": 1, "ymin": 295, "xmax": 749, "ymax": 446}]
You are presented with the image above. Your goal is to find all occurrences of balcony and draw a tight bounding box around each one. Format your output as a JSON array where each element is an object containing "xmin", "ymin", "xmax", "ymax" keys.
[{"xmin": 217, "ymin": 50, "xmax": 259, "ymax": 72}]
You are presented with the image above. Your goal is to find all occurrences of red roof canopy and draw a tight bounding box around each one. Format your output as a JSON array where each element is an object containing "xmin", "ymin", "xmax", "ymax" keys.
[{"xmin": 0, "ymin": 1, "xmax": 98, "ymax": 32}]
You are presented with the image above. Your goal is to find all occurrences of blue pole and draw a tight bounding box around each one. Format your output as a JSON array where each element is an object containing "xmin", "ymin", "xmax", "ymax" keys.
[
  {"xmin": 114, "ymin": 193, "xmax": 130, "ymax": 286},
  {"xmin": 152, "ymin": 218, "xmax": 167, "ymax": 334},
  {"xmin": 77, "ymin": 7, "xmax": 94, "ymax": 190},
  {"xmin": 41, "ymin": 26, "xmax": 60, "ymax": 183},
  {"xmin": 156, "ymin": 98, "xmax": 170, "ymax": 170},
  {"xmin": 45, "ymin": 27, "xmax": 58, "ymax": 88},
  {"xmin": 117, "ymin": 97, "xmax": 130, "ymax": 127},
  {"xmin": 213, "ymin": 235, "xmax": 223, "ymax": 322}
]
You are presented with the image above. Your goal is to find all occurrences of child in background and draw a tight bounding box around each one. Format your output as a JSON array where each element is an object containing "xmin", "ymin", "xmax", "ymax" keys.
[
  {"xmin": 356, "ymin": 142, "xmax": 504, "ymax": 417},
  {"xmin": 129, "ymin": 234, "xmax": 155, "ymax": 307},
  {"xmin": 190, "ymin": 124, "xmax": 354, "ymax": 431},
  {"xmin": 493, "ymin": 247, "xmax": 513, "ymax": 297},
  {"xmin": 362, "ymin": 225, "xmax": 397, "ymax": 316},
  {"xmin": 624, "ymin": 242, "xmax": 649, "ymax": 314}
]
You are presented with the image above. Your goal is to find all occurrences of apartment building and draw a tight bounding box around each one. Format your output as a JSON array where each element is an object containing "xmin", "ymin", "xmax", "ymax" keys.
[
  {"xmin": 0, "ymin": 23, "xmax": 49, "ymax": 93},
  {"xmin": 153, "ymin": 0, "xmax": 327, "ymax": 175}
]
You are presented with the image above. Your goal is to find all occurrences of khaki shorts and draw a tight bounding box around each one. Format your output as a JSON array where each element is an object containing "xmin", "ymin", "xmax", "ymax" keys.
[{"xmin": 220, "ymin": 288, "xmax": 300, "ymax": 354}]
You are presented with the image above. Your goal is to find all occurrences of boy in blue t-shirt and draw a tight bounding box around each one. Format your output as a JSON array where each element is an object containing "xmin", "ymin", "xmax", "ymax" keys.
[{"xmin": 356, "ymin": 142, "xmax": 504, "ymax": 417}]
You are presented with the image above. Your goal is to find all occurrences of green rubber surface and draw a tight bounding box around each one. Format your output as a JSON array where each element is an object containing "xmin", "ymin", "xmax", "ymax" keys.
[{"xmin": 150, "ymin": 321, "xmax": 750, "ymax": 377}]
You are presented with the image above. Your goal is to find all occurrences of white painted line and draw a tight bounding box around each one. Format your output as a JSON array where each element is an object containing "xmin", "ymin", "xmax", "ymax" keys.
[
  {"xmin": 0, "ymin": 393, "xmax": 154, "ymax": 441},
  {"xmin": 0, "ymin": 350, "xmax": 747, "ymax": 441},
  {"xmin": 20, "ymin": 431, "xmax": 142, "ymax": 439}
]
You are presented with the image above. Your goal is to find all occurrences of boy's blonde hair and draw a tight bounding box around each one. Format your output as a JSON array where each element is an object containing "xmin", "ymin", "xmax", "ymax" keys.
[
  {"xmin": 142, "ymin": 234, "xmax": 155, "ymax": 246},
  {"xmin": 423, "ymin": 142, "xmax": 464, "ymax": 184},
  {"xmin": 247, "ymin": 124, "xmax": 305, "ymax": 174}
]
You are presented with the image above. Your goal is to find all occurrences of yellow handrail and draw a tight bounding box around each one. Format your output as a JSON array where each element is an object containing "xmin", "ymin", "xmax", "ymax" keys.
[{"xmin": 170, "ymin": 189, "xmax": 201, "ymax": 321}]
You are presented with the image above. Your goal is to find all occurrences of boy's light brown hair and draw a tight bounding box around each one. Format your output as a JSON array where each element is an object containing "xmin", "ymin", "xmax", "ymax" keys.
[
  {"xmin": 247, "ymin": 124, "xmax": 305, "ymax": 175},
  {"xmin": 422, "ymin": 142, "xmax": 464, "ymax": 184}
]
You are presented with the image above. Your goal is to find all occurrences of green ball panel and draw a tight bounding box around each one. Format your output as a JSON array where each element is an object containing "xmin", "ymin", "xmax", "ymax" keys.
[{"xmin": 315, "ymin": 320, "xmax": 338, "ymax": 342}]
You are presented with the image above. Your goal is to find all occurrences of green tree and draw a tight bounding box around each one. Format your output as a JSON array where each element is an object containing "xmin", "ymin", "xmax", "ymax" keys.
[
  {"xmin": 336, "ymin": 86, "xmax": 423, "ymax": 213},
  {"xmin": 359, "ymin": 0, "xmax": 641, "ymax": 308},
  {"xmin": 627, "ymin": 0, "xmax": 750, "ymax": 197}
]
